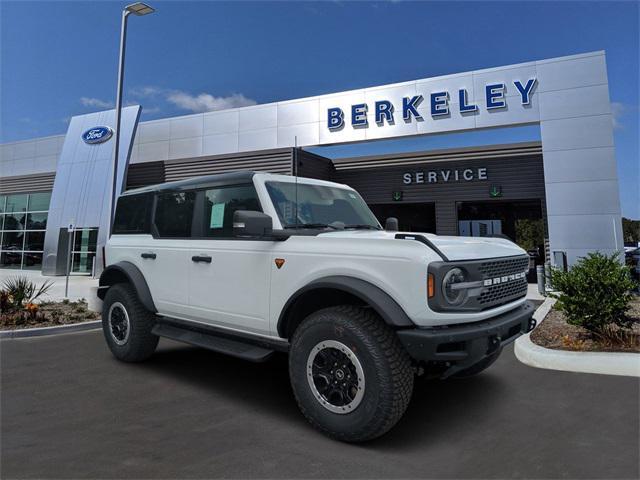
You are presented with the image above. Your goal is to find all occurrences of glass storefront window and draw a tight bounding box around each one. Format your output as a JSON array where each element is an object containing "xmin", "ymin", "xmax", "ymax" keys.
[
  {"xmin": 1, "ymin": 231, "xmax": 24, "ymax": 250},
  {"xmin": 22, "ymin": 252, "xmax": 43, "ymax": 270},
  {"xmin": 0, "ymin": 191, "xmax": 51, "ymax": 270},
  {"xmin": 0, "ymin": 251, "xmax": 23, "ymax": 269},
  {"xmin": 27, "ymin": 192, "xmax": 51, "ymax": 212},
  {"xmin": 71, "ymin": 228, "xmax": 98, "ymax": 274},
  {"xmin": 5, "ymin": 194, "xmax": 28, "ymax": 213},
  {"xmin": 2, "ymin": 213, "xmax": 26, "ymax": 231},
  {"xmin": 25, "ymin": 231, "xmax": 45, "ymax": 251},
  {"xmin": 72, "ymin": 252, "xmax": 96, "ymax": 274},
  {"xmin": 27, "ymin": 213, "xmax": 47, "ymax": 230}
]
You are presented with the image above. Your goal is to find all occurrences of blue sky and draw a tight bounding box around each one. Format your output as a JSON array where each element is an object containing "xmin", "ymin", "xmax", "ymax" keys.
[{"xmin": 1, "ymin": 1, "xmax": 638, "ymax": 218}]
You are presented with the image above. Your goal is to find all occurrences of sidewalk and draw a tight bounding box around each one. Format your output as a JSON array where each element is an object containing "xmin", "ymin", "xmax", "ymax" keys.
[
  {"xmin": 0, "ymin": 269, "xmax": 98, "ymax": 303},
  {"xmin": 526, "ymin": 283, "xmax": 544, "ymax": 302}
]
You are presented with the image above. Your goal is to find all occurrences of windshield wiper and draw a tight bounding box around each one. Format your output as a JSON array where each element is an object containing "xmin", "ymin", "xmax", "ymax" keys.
[
  {"xmin": 283, "ymin": 223, "xmax": 340, "ymax": 230},
  {"xmin": 343, "ymin": 224, "xmax": 382, "ymax": 230}
]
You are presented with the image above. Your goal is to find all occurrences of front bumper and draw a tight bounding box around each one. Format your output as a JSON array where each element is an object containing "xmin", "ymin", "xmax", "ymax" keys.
[{"xmin": 397, "ymin": 302, "xmax": 536, "ymax": 377}]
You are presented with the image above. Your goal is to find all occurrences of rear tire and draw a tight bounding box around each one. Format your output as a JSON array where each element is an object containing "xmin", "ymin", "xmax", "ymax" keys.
[
  {"xmin": 289, "ymin": 306, "xmax": 413, "ymax": 442},
  {"xmin": 102, "ymin": 283, "xmax": 158, "ymax": 362},
  {"xmin": 452, "ymin": 348, "xmax": 502, "ymax": 378}
]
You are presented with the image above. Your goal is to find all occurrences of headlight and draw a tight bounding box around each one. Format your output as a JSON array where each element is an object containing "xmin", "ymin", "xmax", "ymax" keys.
[{"xmin": 442, "ymin": 268, "xmax": 467, "ymax": 305}]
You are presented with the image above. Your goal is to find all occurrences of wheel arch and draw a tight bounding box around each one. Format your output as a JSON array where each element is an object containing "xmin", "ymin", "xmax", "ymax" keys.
[
  {"xmin": 277, "ymin": 276, "xmax": 414, "ymax": 338},
  {"xmin": 98, "ymin": 261, "xmax": 157, "ymax": 313}
]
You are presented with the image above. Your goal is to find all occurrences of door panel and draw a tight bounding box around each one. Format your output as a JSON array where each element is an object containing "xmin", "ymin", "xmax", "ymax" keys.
[
  {"xmin": 138, "ymin": 240, "xmax": 191, "ymax": 318},
  {"xmin": 188, "ymin": 240, "xmax": 273, "ymax": 334},
  {"xmin": 142, "ymin": 190, "xmax": 196, "ymax": 318}
]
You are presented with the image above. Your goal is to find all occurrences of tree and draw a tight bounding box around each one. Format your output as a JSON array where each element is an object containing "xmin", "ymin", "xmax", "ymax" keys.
[{"xmin": 622, "ymin": 217, "xmax": 640, "ymax": 244}]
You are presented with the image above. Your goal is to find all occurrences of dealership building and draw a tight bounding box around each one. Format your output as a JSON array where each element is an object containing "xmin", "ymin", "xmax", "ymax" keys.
[{"xmin": 0, "ymin": 51, "xmax": 624, "ymax": 275}]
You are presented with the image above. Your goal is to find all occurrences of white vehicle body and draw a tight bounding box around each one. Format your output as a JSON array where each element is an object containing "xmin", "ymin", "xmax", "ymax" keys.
[
  {"xmin": 99, "ymin": 171, "xmax": 536, "ymax": 442},
  {"xmin": 106, "ymin": 173, "xmax": 528, "ymax": 338}
]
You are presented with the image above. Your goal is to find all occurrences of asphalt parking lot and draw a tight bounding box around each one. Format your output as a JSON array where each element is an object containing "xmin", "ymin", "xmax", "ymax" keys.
[{"xmin": 2, "ymin": 329, "xmax": 638, "ymax": 479}]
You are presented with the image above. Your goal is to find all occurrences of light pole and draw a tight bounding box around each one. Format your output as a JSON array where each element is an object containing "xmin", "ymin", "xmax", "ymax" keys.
[{"xmin": 109, "ymin": 2, "xmax": 155, "ymax": 236}]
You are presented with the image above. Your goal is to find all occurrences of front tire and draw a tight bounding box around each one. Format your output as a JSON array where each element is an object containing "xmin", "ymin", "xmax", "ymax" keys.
[
  {"xmin": 289, "ymin": 306, "xmax": 413, "ymax": 442},
  {"xmin": 102, "ymin": 283, "xmax": 158, "ymax": 362}
]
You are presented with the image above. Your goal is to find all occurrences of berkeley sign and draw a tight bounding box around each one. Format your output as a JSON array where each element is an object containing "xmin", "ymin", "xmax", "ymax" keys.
[{"xmin": 327, "ymin": 78, "xmax": 537, "ymax": 130}]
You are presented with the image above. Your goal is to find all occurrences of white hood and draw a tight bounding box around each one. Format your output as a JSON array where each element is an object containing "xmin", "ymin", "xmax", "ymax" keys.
[{"xmin": 318, "ymin": 230, "xmax": 526, "ymax": 261}]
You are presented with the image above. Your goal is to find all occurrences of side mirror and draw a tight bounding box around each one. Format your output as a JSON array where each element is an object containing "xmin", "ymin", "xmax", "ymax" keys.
[
  {"xmin": 233, "ymin": 210, "xmax": 273, "ymax": 237},
  {"xmin": 385, "ymin": 217, "xmax": 399, "ymax": 231}
]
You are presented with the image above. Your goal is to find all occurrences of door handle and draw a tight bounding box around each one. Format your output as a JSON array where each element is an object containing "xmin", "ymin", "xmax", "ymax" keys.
[
  {"xmin": 191, "ymin": 255, "xmax": 212, "ymax": 263},
  {"xmin": 141, "ymin": 252, "xmax": 156, "ymax": 260}
]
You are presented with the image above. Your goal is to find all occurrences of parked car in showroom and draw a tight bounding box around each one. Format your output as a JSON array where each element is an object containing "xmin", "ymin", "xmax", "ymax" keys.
[{"xmin": 97, "ymin": 172, "xmax": 535, "ymax": 442}]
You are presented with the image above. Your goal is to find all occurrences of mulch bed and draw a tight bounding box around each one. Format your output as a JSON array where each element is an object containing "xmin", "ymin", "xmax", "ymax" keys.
[
  {"xmin": 0, "ymin": 300, "xmax": 100, "ymax": 331},
  {"xmin": 531, "ymin": 297, "xmax": 640, "ymax": 353}
]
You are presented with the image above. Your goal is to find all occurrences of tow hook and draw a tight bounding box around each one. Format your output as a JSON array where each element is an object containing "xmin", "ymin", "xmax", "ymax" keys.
[{"xmin": 488, "ymin": 335, "xmax": 501, "ymax": 354}]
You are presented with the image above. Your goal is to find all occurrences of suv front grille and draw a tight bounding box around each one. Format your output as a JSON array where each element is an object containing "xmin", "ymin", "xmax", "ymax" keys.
[
  {"xmin": 478, "ymin": 256, "xmax": 529, "ymax": 308},
  {"xmin": 478, "ymin": 256, "xmax": 530, "ymax": 278},
  {"xmin": 479, "ymin": 278, "xmax": 528, "ymax": 306}
]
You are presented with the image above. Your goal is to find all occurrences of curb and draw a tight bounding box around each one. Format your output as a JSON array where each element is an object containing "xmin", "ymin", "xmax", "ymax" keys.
[
  {"xmin": 0, "ymin": 320, "xmax": 101, "ymax": 339},
  {"xmin": 514, "ymin": 298, "xmax": 640, "ymax": 378}
]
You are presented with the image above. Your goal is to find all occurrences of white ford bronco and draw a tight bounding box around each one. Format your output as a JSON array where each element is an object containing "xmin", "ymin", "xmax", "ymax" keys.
[{"xmin": 98, "ymin": 171, "xmax": 535, "ymax": 442}]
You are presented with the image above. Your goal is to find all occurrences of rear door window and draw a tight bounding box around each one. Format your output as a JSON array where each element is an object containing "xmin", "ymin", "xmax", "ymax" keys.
[
  {"xmin": 113, "ymin": 194, "xmax": 152, "ymax": 234},
  {"xmin": 154, "ymin": 191, "xmax": 196, "ymax": 238}
]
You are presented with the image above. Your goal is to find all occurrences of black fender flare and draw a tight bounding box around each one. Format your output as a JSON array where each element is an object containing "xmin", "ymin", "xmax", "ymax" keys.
[
  {"xmin": 277, "ymin": 275, "xmax": 414, "ymax": 337},
  {"xmin": 98, "ymin": 261, "xmax": 157, "ymax": 313}
]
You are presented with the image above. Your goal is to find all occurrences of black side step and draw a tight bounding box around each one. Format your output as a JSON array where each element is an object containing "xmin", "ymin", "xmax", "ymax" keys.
[{"xmin": 152, "ymin": 323, "xmax": 275, "ymax": 363}]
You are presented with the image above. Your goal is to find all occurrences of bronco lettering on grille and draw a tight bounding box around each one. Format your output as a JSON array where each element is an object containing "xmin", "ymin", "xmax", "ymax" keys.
[{"xmin": 482, "ymin": 271, "xmax": 527, "ymax": 287}]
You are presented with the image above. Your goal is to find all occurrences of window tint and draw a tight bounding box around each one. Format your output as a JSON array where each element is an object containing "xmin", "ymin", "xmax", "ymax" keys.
[
  {"xmin": 113, "ymin": 194, "xmax": 152, "ymax": 234},
  {"xmin": 202, "ymin": 184, "xmax": 261, "ymax": 237},
  {"xmin": 154, "ymin": 191, "xmax": 195, "ymax": 238}
]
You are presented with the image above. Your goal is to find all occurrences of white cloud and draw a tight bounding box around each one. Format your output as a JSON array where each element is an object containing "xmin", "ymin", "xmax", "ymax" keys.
[
  {"xmin": 130, "ymin": 86, "xmax": 163, "ymax": 98},
  {"xmin": 611, "ymin": 101, "xmax": 625, "ymax": 130},
  {"xmin": 80, "ymin": 97, "xmax": 114, "ymax": 109},
  {"xmin": 166, "ymin": 91, "xmax": 256, "ymax": 113}
]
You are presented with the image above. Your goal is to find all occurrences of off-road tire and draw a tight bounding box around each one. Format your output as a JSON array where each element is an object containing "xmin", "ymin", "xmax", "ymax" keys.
[
  {"xmin": 452, "ymin": 347, "xmax": 502, "ymax": 378},
  {"xmin": 289, "ymin": 305, "xmax": 414, "ymax": 442},
  {"xmin": 102, "ymin": 283, "xmax": 158, "ymax": 362}
]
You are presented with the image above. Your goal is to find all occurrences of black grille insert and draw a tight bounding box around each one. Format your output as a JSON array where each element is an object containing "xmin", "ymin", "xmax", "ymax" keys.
[
  {"xmin": 479, "ymin": 256, "xmax": 530, "ymax": 278},
  {"xmin": 478, "ymin": 256, "xmax": 529, "ymax": 308}
]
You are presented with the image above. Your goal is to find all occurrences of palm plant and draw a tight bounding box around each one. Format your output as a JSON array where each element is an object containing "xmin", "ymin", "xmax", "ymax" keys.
[{"xmin": 1, "ymin": 276, "xmax": 54, "ymax": 311}]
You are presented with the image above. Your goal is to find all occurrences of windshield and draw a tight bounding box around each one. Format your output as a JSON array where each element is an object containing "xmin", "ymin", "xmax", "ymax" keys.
[{"xmin": 265, "ymin": 181, "xmax": 381, "ymax": 229}]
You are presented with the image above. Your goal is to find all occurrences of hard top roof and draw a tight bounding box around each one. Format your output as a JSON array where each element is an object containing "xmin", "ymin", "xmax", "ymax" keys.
[{"xmin": 122, "ymin": 171, "xmax": 258, "ymax": 196}]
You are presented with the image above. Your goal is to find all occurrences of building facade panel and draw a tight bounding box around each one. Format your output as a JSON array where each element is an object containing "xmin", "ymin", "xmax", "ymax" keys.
[
  {"xmin": 541, "ymin": 147, "xmax": 618, "ymax": 183},
  {"xmin": 0, "ymin": 51, "xmax": 625, "ymax": 272}
]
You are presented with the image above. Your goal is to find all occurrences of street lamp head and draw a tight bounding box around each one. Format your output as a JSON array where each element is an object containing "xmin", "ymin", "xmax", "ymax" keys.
[{"xmin": 125, "ymin": 2, "xmax": 155, "ymax": 16}]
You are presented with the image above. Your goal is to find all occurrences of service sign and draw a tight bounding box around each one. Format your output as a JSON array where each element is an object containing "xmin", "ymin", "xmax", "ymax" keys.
[
  {"xmin": 327, "ymin": 79, "xmax": 537, "ymax": 131},
  {"xmin": 82, "ymin": 126, "xmax": 113, "ymax": 144}
]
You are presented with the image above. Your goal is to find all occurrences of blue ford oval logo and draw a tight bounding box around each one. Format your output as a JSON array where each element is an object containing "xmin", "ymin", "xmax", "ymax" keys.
[{"xmin": 82, "ymin": 126, "xmax": 113, "ymax": 144}]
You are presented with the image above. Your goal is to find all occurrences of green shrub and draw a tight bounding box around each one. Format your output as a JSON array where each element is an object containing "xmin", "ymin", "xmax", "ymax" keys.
[{"xmin": 550, "ymin": 252, "xmax": 638, "ymax": 333}]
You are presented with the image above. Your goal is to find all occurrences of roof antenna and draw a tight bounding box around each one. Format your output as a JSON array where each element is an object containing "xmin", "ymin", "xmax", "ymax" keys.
[{"xmin": 294, "ymin": 135, "xmax": 299, "ymax": 229}]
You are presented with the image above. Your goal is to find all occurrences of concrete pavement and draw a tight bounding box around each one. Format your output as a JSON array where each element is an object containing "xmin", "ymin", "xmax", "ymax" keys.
[{"xmin": 0, "ymin": 268, "xmax": 97, "ymax": 303}]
